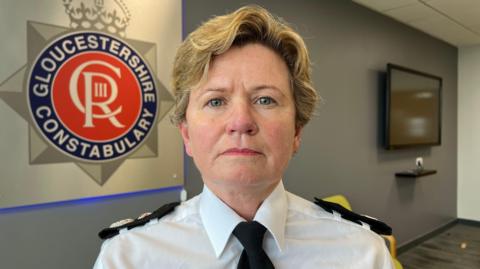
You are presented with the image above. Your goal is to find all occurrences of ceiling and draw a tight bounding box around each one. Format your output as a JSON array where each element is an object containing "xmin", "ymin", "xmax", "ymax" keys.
[{"xmin": 353, "ymin": 0, "xmax": 480, "ymax": 47}]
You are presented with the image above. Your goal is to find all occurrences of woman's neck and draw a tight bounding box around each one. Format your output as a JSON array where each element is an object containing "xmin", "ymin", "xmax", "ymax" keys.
[{"xmin": 206, "ymin": 180, "xmax": 279, "ymax": 221}]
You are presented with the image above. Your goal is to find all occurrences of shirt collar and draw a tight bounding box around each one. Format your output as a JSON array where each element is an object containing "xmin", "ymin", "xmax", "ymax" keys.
[
  {"xmin": 199, "ymin": 182, "xmax": 288, "ymax": 258},
  {"xmin": 199, "ymin": 185, "xmax": 245, "ymax": 258},
  {"xmin": 253, "ymin": 181, "xmax": 287, "ymax": 253}
]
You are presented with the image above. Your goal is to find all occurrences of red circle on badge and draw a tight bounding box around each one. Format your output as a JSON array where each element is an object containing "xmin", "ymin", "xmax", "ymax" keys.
[{"xmin": 52, "ymin": 52, "xmax": 142, "ymax": 142}]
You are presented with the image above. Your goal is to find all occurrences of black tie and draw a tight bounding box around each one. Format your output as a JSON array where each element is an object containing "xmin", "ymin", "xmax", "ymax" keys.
[{"xmin": 232, "ymin": 221, "xmax": 275, "ymax": 269}]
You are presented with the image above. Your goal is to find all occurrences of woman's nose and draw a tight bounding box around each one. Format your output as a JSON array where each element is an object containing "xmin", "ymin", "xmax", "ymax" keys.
[{"xmin": 225, "ymin": 101, "xmax": 258, "ymax": 136}]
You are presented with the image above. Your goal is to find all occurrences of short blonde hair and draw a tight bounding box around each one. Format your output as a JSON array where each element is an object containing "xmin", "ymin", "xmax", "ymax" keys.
[{"xmin": 171, "ymin": 5, "xmax": 318, "ymax": 128}]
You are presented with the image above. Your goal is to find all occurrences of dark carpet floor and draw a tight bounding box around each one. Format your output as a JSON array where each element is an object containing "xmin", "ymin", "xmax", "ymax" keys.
[{"xmin": 397, "ymin": 223, "xmax": 480, "ymax": 269}]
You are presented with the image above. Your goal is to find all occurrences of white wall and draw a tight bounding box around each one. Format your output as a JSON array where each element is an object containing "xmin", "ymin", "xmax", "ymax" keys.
[{"xmin": 458, "ymin": 46, "xmax": 480, "ymax": 221}]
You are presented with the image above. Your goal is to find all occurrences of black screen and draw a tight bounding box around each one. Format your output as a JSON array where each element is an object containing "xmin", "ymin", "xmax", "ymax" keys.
[{"xmin": 386, "ymin": 64, "xmax": 442, "ymax": 149}]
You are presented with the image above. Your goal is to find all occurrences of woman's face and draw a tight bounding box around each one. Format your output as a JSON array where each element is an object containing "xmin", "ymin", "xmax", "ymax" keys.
[{"xmin": 180, "ymin": 43, "xmax": 301, "ymax": 191}]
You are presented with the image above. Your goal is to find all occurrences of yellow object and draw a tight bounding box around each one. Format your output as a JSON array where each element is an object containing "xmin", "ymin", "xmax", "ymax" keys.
[
  {"xmin": 323, "ymin": 194, "xmax": 352, "ymax": 210},
  {"xmin": 322, "ymin": 195, "xmax": 403, "ymax": 269}
]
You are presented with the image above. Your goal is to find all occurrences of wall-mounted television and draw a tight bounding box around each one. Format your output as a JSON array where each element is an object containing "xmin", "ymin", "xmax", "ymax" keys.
[{"xmin": 384, "ymin": 63, "xmax": 442, "ymax": 150}]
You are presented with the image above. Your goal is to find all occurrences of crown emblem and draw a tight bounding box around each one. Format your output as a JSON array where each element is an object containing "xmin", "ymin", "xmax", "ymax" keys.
[{"xmin": 63, "ymin": 0, "xmax": 131, "ymax": 37}]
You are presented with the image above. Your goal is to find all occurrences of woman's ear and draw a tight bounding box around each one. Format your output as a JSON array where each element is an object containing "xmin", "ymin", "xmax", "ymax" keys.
[
  {"xmin": 179, "ymin": 122, "xmax": 193, "ymax": 157},
  {"xmin": 293, "ymin": 126, "xmax": 303, "ymax": 154}
]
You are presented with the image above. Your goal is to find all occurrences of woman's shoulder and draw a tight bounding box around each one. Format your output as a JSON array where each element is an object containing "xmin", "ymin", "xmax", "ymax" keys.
[
  {"xmin": 285, "ymin": 191, "xmax": 390, "ymax": 241},
  {"xmin": 98, "ymin": 194, "xmax": 202, "ymax": 242}
]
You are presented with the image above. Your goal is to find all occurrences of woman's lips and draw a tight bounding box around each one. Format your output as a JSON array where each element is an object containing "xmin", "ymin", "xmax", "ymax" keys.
[{"xmin": 221, "ymin": 148, "xmax": 262, "ymax": 156}]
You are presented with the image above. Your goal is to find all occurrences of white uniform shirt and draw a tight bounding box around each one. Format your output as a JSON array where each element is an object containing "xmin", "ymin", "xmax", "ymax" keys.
[{"xmin": 93, "ymin": 182, "xmax": 394, "ymax": 268}]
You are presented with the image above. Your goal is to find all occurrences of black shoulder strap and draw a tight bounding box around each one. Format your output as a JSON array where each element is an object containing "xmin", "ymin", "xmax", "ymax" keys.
[
  {"xmin": 98, "ymin": 202, "xmax": 180, "ymax": 240},
  {"xmin": 314, "ymin": 198, "xmax": 392, "ymax": 236}
]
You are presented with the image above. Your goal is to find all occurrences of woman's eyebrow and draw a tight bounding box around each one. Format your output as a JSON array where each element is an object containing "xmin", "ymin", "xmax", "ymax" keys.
[
  {"xmin": 196, "ymin": 85, "xmax": 287, "ymax": 97},
  {"xmin": 196, "ymin": 87, "xmax": 227, "ymax": 97},
  {"xmin": 252, "ymin": 84, "xmax": 287, "ymax": 97},
  {"xmin": 204, "ymin": 88, "xmax": 227, "ymax": 92}
]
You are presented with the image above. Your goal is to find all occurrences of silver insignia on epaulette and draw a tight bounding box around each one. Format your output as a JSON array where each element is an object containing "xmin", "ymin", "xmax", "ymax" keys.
[
  {"xmin": 137, "ymin": 212, "xmax": 152, "ymax": 219},
  {"xmin": 109, "ymin": 218, "xmax": 134, "ymax": 228}
]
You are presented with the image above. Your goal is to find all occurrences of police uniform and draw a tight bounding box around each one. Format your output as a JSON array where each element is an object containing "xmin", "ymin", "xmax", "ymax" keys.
[{"xmin": 93, "ymin": 182, "xmax": 394, "ymax": 268}]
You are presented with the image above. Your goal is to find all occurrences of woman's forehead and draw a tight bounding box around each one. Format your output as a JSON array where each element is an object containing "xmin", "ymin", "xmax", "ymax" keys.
[{"xmin": 196, "ymin": 44, "xmax": 291, "ymax": 91}]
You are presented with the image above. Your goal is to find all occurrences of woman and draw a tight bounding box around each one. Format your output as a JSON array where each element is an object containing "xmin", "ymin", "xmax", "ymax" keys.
[{"xmin": 94, "ymin": 5, "xmax": 393, "ymax": 269}]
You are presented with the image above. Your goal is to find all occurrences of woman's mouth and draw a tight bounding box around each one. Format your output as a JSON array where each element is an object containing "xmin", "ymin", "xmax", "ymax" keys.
[{"xmin": 221, "ymin": 148, "xmax": 262, "ymax": 156}]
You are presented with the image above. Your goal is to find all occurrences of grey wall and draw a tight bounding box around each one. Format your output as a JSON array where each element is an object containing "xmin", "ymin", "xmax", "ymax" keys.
[
  {"xmin": 0, "ymin": 0, "xmax": 457, "ymax": 268},
  {"xmin": 0, "ymin": 190, "xmax": 181, "ymax": 269},
  {"xmin": 183, "ymin": 0, "xmax": 458, "ymax": 247}
]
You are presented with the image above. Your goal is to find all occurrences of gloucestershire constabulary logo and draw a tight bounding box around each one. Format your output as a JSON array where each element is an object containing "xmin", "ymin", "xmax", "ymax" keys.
[
  {"xmin": 0, "ymin": 0, "xmax": 174, "ymax": 184},
  {"xmin": 28, "ymin": 32, "xmax": 157, "ymax": 161}
]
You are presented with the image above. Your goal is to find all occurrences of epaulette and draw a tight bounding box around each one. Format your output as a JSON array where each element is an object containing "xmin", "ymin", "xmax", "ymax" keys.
[
  {"xmin": 314, "ymin": 198, "xmax": 392, "ymax": 236},
  {"xmin": 98, "ymin": 202, "xmax": 180, "ymax": 240}
]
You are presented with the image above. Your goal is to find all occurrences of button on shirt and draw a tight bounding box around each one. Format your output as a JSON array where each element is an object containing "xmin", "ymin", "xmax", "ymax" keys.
[{"xmin": 93, "ymin": 182, "xmax": 394, "ymax": 268}]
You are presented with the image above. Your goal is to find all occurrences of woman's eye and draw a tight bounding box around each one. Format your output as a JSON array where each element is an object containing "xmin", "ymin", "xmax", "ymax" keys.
[
  {"xmin": 207, "ymin": 98, "xmax": 224, "ymax": 107},
  {"xmin": 256, "ymin": 96, "xmax": 276, "ymax": 105}
]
